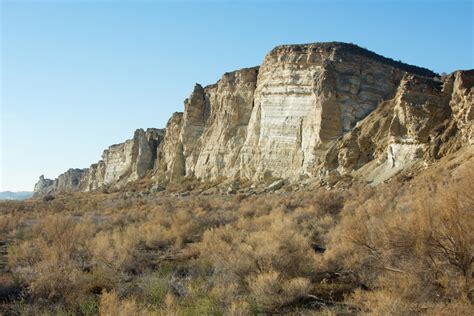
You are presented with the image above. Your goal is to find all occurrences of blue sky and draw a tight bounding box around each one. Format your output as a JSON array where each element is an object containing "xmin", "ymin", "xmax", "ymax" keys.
[{"xmin": 1, "ymin": 0, "xmax": 473, "ymax": 191}]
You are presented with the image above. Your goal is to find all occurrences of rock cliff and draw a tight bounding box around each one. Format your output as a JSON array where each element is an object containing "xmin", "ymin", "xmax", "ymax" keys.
[
  {"xmin": 34, "ymin": 42, "xmax": 473, "ymax": 195},
  {"xmin": 33, "ymin": 175, "xmax": 54, "ymax": 196},
  {"xmin": 322, "ymin": 70, "xmax": 473, "ymax": 184},
  {"xmin": 193, "ymin": 68, "xmax": 259, "ymax": 180},
  {"xmin": 34, "ymin": 128, "xmax": 164, "ymax": 196},
  {"xmin": 239, "ymin": 44, "xmax": 408, "ymax": 181}
]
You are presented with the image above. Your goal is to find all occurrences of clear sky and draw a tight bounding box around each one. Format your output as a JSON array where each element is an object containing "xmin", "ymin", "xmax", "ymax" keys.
[{"xmin": 1, "ymin": 0, "xmax": 473, "ymax": 191}]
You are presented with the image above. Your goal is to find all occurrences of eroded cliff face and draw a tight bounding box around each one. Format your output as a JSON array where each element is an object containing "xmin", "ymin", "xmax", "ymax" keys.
[
  {"xmin": 33, "ymin": 175, "xmax": 54, "ymax": 196},
  {"xmin": 156, "ymin": 43, "xmax": 440, "ymax": 183},
  {"xmin": 239, "ymin": 44, "xmax": 411, "ymax": 181},
  {"xmin": 437, "ymin": 70, "xmax": 474, "ymax": 154},
  {"xmin": 34, "ymin": 42, "xmax": 473, "ymax": 195},
  {"xmin": 188, "ymin": 68, "xmax": 259, "ymax": 180},
  {"xmin": 155, "ymin": 112, "xmax": 185, "ymax": 181},
  {"xmin": 86, "ymin": 128, "xmax": 164, "ymax": 189},
  {"xmin": 35, "ymin": 128, "xmax": 164, "ymax": 195},
  {"xmin": 153, "ymin": 67, "xmax": 259, "ymax": 182},
  {"xmin": 322, "ymin": 70, "xmax": 473, "ymax": 185}
]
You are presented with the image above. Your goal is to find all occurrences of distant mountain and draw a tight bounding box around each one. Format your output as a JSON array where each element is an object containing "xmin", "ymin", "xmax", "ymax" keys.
[{"xmin": 0, "ymin": 191, "xmax": 33, "ymax": 200}]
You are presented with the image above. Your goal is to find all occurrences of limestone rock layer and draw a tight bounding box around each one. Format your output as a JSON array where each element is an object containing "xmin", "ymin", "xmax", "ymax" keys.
[
  {"xmin": 34, "ymin": 128, "xmax": 164, "ymax": 196},
  {"xmin": 322, "ymin": 70, "xmax": 473, "ymax": 185},
  {"xmin": 34, "ymin": 42, "xmax": 473, "ymax": 195}
]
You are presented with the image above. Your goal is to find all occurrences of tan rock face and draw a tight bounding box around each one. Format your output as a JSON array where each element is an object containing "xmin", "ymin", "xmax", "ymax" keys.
[
  {"xmin": 390, "ymin": 75, "xmax": 450, "ymax": 143},
  {"xmin": 437, "ymin": 70, "xmax": 474, "ymax": 154},
  {"xmin": 34, "ymin": 168, "xmax": 87, "ymax": 196},
  {"xmin": 36, "ymin": 128, "xmax": 164, "ymax": 194},
  {"xmin": 154, "ymin": 43, "xmax": 439, "ymax": 184},
  {"xmin": 321, "ymin": 71, "xmax": 472, "ymax": 185},
  {"xmin": 34, "ymin": 42, "xmax": 472, "ymax": 194},
  {"xmin": 192, "ymin": 67, "xmax": 259, "ymax": 180},
  {"xmin": 82, "ymin": 162, "xmax": 105, "ymax": 192},
  {"xmin": 155, "ymin": 112, "xmax": 185, "ymax": 181},
  {"xmin": 181, "ymin": 84, "xmax": 210, "ymax": 164},
  {"xmin": 87, "ymin": 128, "xmax": 164, "ymax": 189},
  {"xmin": 33, "ymin": 175, "xmax": 55, "ymax": 196},
  {"xmin": 239, "ymin": 44, "xmax": 412, "ymax": 180},
  {"xmin": 154, "ymin": 68, "xmax": 259, "ymax": 182}
]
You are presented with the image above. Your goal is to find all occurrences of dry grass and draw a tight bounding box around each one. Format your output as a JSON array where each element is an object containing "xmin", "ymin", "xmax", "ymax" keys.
[{"xmin": 0, "ymin": 163, "xmax": 472, "ymax": 314}]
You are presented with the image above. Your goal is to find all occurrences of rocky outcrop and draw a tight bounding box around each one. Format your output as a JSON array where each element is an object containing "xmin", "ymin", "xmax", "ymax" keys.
[
  {"xmin": 154, "ymin": 67, "xmax": 259, "ymax": 182},
  {"xmin": 34, "ymin": 42, "xmax": 473, "ymax": 195},
  {"xmin": 239, "ymin": 44, "xmax": 415, "ymax": 181},
  {"xmin": 155, "ymin": 42, "xmax": 438, "ymax": 183},
  {"xmin": 82, "ymin": 128, "xmax": 164, "ymax": 191},
  {"xmin": 436, "ymin": 70, "xmax": 474, "ymax": 155},
  {"xmin": 35, "ymin": 128, "xmax": 164, "ymax": 195},
  {"xmin": 155, "ymin": 113, "xmax": 185, "ymax": 181},
  {"xmin": 187, "ymin": 68, "xmax": 259, "ymax": 180},
  {"xmin": 33, "ymin": 175, "xmax": 54, "ymax": 196},
  {"xmin": 321, "ymin": 70, "xmax": 473, "ymax": 184},
  {"xmin": 33, "ymin": 169, "xmax": 87, "ymax": 196}
]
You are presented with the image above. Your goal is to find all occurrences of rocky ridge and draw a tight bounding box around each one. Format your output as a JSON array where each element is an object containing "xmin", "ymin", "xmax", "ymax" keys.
[
  {"xmin": 34, "ymin": 42, "xmax": 473, "ymax": 196},
  {"xmin": 322, "ymin": 70, "xmax": 473, "ymax": 184},
  {"xmin": 34, "ymin": 128, "xmax": 164, "ymax": 196}
]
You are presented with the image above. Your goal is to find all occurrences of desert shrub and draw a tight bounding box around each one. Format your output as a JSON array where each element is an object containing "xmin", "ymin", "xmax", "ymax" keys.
[
  {"xmin": 178, "ymin": 295, "xmax": 222, "ymax": 316},
  {"xmin": 8, "ymin": 214, "xmax": 96, "ymax": 302},
  {"xmin": 198, "ymin": 211, "xmax": 317, "ymax": 311},
  {"xmin": 77, "ymin": 295, "xmax": 100, "ymax": 316},
  {"xmin": 99, "ymin": 290, "xmax": 146, "ymax": 316},
  {"xmin": 140, "ymin": 200, "xmax": 237, "ymax": 250},
  {"xmin": 28, "ymin": 258, "xmax": 90, "ymax": 303},
  {"xmin": 2, "ymin": 161, "xmax": 472, "ymax": 314},
  {"xmin": 226, "ymin": 298, "xmax": 252, "ymax": 315},
  {"xmin": 140, "ymin": 208, "xmax": 200, "ymax": 248},
  {"xmin": 248, "ymin": 271, "xmax": 311, "ymax": 310},
  {"xmin": 42, "ymin": 194, "xmax": 55, "ymax": 202},
  {"xmin": 426, "ymin": 300, "xmax": 474, "ymax": 315},
  {"xmin": 138, "ymin": 265, "xmax": 174, "ymax": 306},
  {"xmin": 176, "ymin": 276, "xmax": 222, "ymax": 316},
  {"xmin": 10, "ymin": 303, "xmax": 75, "ymax": 316},
  {"xmin": 200, "ymin": 212, "xmax": 317, "ymax": 280},
  {"xmin": 140, "ymin": 219, "xmax": 175, "ymax": 250},
  {"xmin": 0, "ymin": 213, "xmax": 18, "ymax": 239},
  {"xmin": 90, "ymin": 226, "xmax": 144, "ymax": 275},
  {"xmin": 312, "ymin": 190, "xmax": 345, "ymax": 215},
  {"xmin": 349, "ymin": 288, "xmax": 418, "ymax": 315},
  {"xmin": 324, "ymin": 172, "xmax": 474, "ymax": 312}
]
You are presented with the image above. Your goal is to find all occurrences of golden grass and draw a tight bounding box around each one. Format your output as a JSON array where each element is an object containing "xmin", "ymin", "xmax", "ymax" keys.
[{"xmin": 0, "ymin": 163, "xmax": 472, "ymax": 314}]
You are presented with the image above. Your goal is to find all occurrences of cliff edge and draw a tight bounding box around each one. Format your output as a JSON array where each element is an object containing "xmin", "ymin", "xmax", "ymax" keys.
[{"xmin": 34, "ymin": 43, "xmax": 473, "ymax": 195}]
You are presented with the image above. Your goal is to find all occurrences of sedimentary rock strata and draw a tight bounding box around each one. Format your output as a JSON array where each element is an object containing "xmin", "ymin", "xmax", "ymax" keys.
[
  {"xmin": 34, "ymin": 128, "xmax": 164, "ymax": 195},
  {"xmin": 34, "ymin": 42, "xmax": 473, "ymax": 195},
  {"xmin": 322, "ymin": 70, "xmax": 473, "ymax": 184}
]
